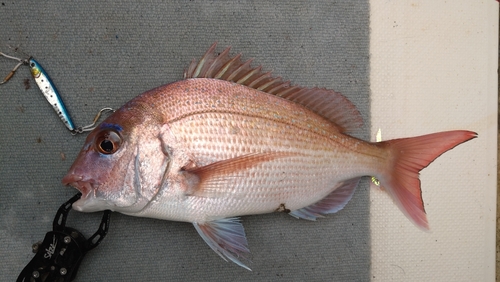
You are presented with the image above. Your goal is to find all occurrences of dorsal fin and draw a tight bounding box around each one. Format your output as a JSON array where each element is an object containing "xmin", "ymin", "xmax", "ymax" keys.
[{"xmin": 184, "ymin": 42, "xmax": 363, "ymax": 133}]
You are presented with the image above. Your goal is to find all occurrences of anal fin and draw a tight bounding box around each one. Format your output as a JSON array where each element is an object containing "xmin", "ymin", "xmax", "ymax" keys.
[
  {"xmin": 193, "ymin": 218, "xmax": 252, "ymax": 270},
  {"xmin": 289, "ymin": 178, "xmax": 360, "ymax": 221}
]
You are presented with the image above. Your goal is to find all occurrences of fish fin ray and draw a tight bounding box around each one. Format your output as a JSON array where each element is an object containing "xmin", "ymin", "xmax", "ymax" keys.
[
  {"xmin": 184, "ymin": 43, "xmax": 363, "ymax": 133},
  {"xmin": 378, "ymin": 130, "xmax": 477, "ymax": 230},
  {"xmin": 185, "ymin": 152, "xmax": 296, "ymax": 198},
  {"xmin": 193, "ymin": 218, "xmax": 252, "ymax": 270},
  {"xmin": 289, "ymin": 178, "xmax": 359, "ymax": 220},
  {"xmin": 184, "ymin": 42, "xmax": 218, "ymax": 79}
]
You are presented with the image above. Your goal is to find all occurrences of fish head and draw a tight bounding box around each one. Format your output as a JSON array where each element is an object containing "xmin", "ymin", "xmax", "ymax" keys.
[{"xmin": 62, "ymin": 105, "xmax": 168, "ymax": 213}]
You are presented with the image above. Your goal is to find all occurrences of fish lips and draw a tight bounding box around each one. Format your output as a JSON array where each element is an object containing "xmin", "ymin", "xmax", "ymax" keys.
[
  {"xmin": 62, "ymin": 174, "xmax": 92, "ymax": 195},
  {"xmin": 62, "ymin": 174, "xmax": 107, "ymax": 212}
]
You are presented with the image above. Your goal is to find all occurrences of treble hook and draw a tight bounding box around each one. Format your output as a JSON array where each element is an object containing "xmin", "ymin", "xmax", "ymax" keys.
[
  {"xmin": 0, "ymin": 51, "xmax": 28, "ymax": 84},
  {"xmin": 72, "ymin": 107, "xmax": 115, "ymax": 135}
]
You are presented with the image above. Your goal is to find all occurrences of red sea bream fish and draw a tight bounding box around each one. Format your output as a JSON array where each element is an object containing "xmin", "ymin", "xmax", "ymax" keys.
[{"xmin": 62, "ymin": 43, "xmax": 476, "ymax": 270}]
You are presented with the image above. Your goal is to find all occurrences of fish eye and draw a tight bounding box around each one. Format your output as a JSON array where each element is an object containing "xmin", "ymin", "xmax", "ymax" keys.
[{"xmin": 95, "ymin": 129, "xmax": 122, "ymax": 154}]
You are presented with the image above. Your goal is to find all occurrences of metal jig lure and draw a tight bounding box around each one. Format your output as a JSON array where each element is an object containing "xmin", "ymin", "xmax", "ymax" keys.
[
  {"xmin": 0, "ymin": 51, "xmax": 114, "ymax": 134},
  {"xmin": 28, "ymin": 58, "xmax": 77, "ymax": 132}
]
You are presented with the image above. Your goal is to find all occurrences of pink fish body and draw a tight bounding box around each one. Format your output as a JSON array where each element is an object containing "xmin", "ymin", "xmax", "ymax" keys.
[{"xmin": 62, "ymin": 43, "xmax": 476, "ymax": 270}]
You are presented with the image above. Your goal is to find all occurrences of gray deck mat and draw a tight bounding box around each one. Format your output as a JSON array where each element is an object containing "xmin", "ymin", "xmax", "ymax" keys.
[{"xmin": 0, "ymin": 1, "xmax": 370, "ymax": 281}]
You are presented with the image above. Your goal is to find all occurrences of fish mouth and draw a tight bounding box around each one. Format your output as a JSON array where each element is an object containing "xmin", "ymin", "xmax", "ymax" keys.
[
  {"xmin": 62, "ymin": 174, "xmax": 96, "ymax": 200},
  {"xmin": 62, "ymin": 174, "xmax": 110, "ymax": 212}
]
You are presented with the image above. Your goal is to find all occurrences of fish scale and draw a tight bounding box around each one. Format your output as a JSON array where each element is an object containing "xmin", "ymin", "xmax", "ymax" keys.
[
  {"xmin": 150, "ymin": 79, "xmax": 342, "ymax": 139},
  {"xmin": 120, "ymin": 79, "xmax": 384, "ymax": 220}
]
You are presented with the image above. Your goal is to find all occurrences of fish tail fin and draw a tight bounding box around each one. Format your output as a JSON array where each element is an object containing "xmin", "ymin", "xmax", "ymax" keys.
[{"xmin": 377, "ymin": 130, "xmax": 476, "ymax": 230}]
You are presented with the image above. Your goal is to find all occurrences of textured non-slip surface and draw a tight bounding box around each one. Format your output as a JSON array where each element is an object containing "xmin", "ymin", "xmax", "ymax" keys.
[
  {"xmin": 370, "ymin": 2, "xmax": 497, "ymax": 281},
  {"xmin": 2, "ymin": 1, "xmax": 495, "ymax": 281},
  {"xmin": 0, "ymin": 1, "xmax": 370, "ymax": 281}
]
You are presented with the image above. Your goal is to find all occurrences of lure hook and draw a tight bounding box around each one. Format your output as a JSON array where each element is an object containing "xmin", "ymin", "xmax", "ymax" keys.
[
  {"xmin": 72, "ymin": 107, "xmax": 115, "ymax": 135},
  {"xmin": 0, "ymin": 51, "xmax": 28, "ymax": 85}
]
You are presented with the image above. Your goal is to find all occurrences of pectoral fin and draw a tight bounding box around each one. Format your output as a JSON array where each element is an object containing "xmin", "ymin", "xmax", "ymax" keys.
[
  {"xmin": 193, "ymin": 218, "xmax": 251, "ymax": 270},
  {"xmin": 183, "ymin": 152, "xmax": 295, "ymax": 198},
  {"xmin": 289, "ymin": 178, "xmax": 360, "ymax": 221}
]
